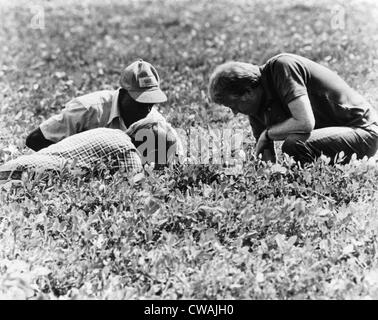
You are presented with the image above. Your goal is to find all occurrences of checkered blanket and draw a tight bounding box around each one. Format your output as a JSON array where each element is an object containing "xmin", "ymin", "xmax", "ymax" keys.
[{"xmin": 0, "ymin": 128, "xmax": 143, "ymax": 180}]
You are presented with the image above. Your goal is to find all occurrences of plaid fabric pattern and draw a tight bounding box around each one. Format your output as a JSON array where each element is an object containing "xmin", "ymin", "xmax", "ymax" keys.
[{"xmin": 0, "ymin": 128, "xmax": 142, "ymax": 179}]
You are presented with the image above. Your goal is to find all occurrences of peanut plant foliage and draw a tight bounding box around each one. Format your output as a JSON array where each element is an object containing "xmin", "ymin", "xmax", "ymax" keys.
[{"xmin": 1, "ymin": 0, "xmax": 378, "ymax": 299}]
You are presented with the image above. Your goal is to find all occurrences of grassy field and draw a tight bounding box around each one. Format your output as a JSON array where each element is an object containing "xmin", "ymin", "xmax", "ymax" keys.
[{"xmin": 1, "ymin": 0, "xmax": 378, "ymax": 299}]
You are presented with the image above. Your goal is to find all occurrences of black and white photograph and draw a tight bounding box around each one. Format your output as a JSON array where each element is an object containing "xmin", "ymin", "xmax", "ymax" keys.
[{"xmin": 1, "ymin": 0, "xmax": 378, "ymax": 304}]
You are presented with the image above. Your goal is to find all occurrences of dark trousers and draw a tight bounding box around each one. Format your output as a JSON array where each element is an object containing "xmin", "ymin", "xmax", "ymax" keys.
[{"xmin": 281, "ymin": 125, "xmax": 378, "ymax": 164}]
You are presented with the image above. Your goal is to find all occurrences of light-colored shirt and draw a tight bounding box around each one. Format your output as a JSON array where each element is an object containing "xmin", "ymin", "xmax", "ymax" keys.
[{"xmin": 39, "ymin": 88, "xmax": 166, "ymax": 142}]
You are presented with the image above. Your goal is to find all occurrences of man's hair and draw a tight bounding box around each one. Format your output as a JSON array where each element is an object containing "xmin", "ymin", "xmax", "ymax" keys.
[
  {"xmin": 128, "ymin": 121, "xmax": 178, "ymax": 166},
  {"xmin": 208, "ymin": 61, "xmax": 261, "ymax": 105}
]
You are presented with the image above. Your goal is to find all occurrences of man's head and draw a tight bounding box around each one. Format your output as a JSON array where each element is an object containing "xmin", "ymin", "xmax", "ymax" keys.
[
  {"xmin": 127, "ymin": 120, "xmax": 180, "ymax": 167},
  {"xmin": 119, "ymin": 59, "xmax": 167, "ymax": 126},
  {"xmin": 208, "ymin": 61, "xmax": 263, "ymax": 115},
  {"xmin": 120, "ymin": 59, "xmax": 167, "ymax": 104},
  {"xmin": 118, "ymin": 89, "xmax": 153, "ymax": 127}
]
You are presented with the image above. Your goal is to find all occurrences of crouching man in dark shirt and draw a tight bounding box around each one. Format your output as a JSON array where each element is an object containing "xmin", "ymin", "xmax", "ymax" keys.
[{"xmin": 208, "ymin": 53, "xmax": 378, "ymax": 164}]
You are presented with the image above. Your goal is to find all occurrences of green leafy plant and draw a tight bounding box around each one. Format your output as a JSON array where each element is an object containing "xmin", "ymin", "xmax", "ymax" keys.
[{"xmin": 1, "ymin": 0, "xmax": 378, "ymax": 300}]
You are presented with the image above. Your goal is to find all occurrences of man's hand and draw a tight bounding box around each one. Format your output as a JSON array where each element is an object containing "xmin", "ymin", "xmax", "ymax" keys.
[
  {"xmin": 25, "ymin": 127, "xmax": 55, "ymax": 151},
  {"xmin": 255, "ymin": 129, "xmax": 276, "ymax": 162},
  {"xmin": 255, "ymin": 129, "xmax": 270, "ymax": 156}
]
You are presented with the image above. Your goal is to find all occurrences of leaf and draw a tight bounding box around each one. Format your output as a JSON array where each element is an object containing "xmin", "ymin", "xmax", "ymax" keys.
[
  {"xmin": 14, "ymin": 111, "xmax": 23, "ymax": 120},
  {"xmin": 319, "ymin": 239, "xmax": 329, "ymax": 251},
  {"xmin": 342, "ymin": 244, "xmax": 354, "ymax": 255},
  {"xmin": 271, "ymin": 164, "xmax": 287, "ymax": 174},
  {"xmin": 132, "ymin": 172, "xmax": 145, "ymax": 184},
  {"xmin": 256, "ymin": 272, "xmax": 265, "ymax": 283},
  {"xmin": 364, "ymin": 269, "xmax": 378, "ymax": 286},
  {"xmin": 275, "ymin": 233, "xmax": 286, "ymax": 251},
  {"xmin": 32, "ymin": 266, "xmax": 51, "ymax": 277},
  {"xmin": 144, "ymin": 196, "xmax": 161, "ymax": 215},
  {"xmin": 3, "ymin": 144, "xmax": 18, "ymax": 154},
  {"xmin": 54, "ymin": 71, "xmax": 67, "ymax": 79},
  {"xmin": 287, "ymin": 235, "xmax": 297, "ymax": 247},
  {"xmin": 317, "ymin": 209, "xmax": 330, "ymax": 217}
]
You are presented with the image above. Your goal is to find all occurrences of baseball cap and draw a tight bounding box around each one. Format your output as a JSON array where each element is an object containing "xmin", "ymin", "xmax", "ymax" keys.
[{"xmin": 120, "ymin": 59, "xmax": 167, "ymax": 104}]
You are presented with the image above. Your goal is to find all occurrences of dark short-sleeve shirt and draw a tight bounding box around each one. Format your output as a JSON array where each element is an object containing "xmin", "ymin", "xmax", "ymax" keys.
[{"xmin": 249, "ymin": 53, "xmax": 378, "ymax": 140}]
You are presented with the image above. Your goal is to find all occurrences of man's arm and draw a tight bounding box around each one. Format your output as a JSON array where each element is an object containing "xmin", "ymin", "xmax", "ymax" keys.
[
  {"xmin": 256, "ymin": 95, "xmax": 315, "ymax": 160},
  {"xmin": 35, "ymin": 99, "xmax": 97, "ymax": 148},
  {"xmin": 255, "ymin": 95, "xmax": 315, "ymax": 159},
  {"xmin": 266, "ymin": 95, "xmax": 315, "ymax": 140},
  {"xmin": 25, "ymin": 127, "xmax": 55, "ymax": 151},
  {"xmin": 249, "ymin": 114, "xmax": 276, "ymax": 162}
]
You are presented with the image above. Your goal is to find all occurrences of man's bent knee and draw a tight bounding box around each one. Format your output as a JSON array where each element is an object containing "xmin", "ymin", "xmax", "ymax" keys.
[
  {"xmin": 282, "ymin": 135, "xmax": 302, "ymax": 157},
  {"xmin": 282, "ymin": 134, "xmax": 313, "ymax": 163}
]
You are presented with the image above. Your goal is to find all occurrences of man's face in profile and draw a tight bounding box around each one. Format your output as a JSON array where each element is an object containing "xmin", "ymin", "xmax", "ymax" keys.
[
  {"xmin": 119, "ymin": 89, "xmax": 153, "ymax": 126},
  {"xmin": 224, "ymin": 87, "xmax": 262, "ymax": 116}
]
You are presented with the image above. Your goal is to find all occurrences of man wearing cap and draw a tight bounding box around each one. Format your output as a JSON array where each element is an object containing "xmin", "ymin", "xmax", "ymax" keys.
[
  {"xmin": 25, "ymin": 59, "xmax": 170, "ymax": 151},
  {"xmin": 208, "ymin": 53, "xmax": 378, "ymax": 164}
]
